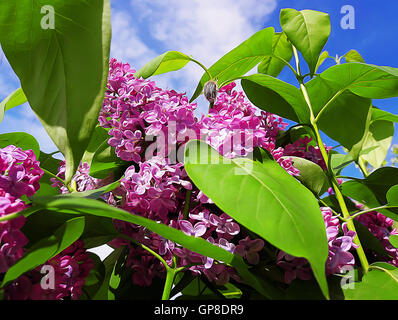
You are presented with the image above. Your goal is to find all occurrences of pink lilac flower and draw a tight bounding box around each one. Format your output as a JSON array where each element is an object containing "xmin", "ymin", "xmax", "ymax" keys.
[
  {"xmin": 99, "ymin": 58, "xmax": 201, "ymax": 162},
  {"xmin": 0, "ymin": 145, "xmax": 43, "ymax": 198},
  {"xmin": 51, "ymin": 161, "xmax": 100, "ymax": 194},
  {"xmin": 4, "ymin": 240, "xmax": 94, "ymax": 300},
  {"xmin": 356, "ymin": 209, "xmax": 398, "ymax": 267},
  {"xmin": 283, "ymin": 136, "xmax": 332, "ymax": 171},
  {"xmin": 235, "ymin": 236, "xmax": 264, "ymax": 265},
  {"xmin": 0, "ymin": 189, "xmax": 28, "ymax": 273},
  {"xmin": 277, "ymin": 207, "xmax": 358, "ymax": 283},
  {"xmin": 100, "ymin": 59, "xmax": 339, "ymax": 288}
]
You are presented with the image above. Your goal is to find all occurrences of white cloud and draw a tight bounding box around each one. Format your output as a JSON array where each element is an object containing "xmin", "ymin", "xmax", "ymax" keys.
[
  {"xmin": 0, "ymin": 104, "xmax": 58, "ymax": 153},
  {"xmin": 128, "ymin": 0, "xmax": 278, "ymax": 111},
  {"xmin": 110, "ymin": 9, "xmax": 157, "ymax": 69}
]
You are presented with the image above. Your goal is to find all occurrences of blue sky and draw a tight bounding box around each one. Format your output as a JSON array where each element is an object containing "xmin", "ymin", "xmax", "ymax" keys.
[{"xmin": 0, "ymin": 0, "xmax": 397, "ymax": 177}]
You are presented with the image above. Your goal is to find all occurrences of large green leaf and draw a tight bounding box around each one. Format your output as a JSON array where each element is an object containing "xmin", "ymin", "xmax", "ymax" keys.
[
  {"xmin": 1, "ymin": 216, "xmax": 85, "ymax": 287},
  {"xmin": 0, "ymin": 132, "xmax": 40, "ymax": 158},
  {"xmin": 280, "ymin": 9, "xmax": 331, "ymax": 76},
  {"xmin": 0, "ymin": 88, "xmax": 27, "ymax": 123},
  {"xmin": 285, "ymin": 156, "xmax": 329, "ymax": 196},
  {"xmin": 360, "ymin": 120, "xmax": 394, "ymax": 169},
  {"xmin": 341, "ymin": 178, "xmax": 398, "ymax": 221},
  {"xmin": 320, "ymin": 63, "xmax": 398, "ymax": 99},
  {"xmin": 190, "ymin": 27, "xmax": 274, "ymax": 102},
  {"xmin": 30, "ymin": 196, "xmax": 280, "ymax": 298},
  {"xmin": 241, "ymin": 74, "xmax": 308, "ymax": 123},
  {"xmin": 371, "ymin": 108, "xmax": 398, "ymax": 122},
  {"xmin": 316, "ymin": 92, "xmax": 371, "ymax": 150},
  {"xmin": 343, "ymin": 263, "xmax": 398, "ymax": 300},
  {"xmin": 306, "ymin": 76, "xmax": 372, "ymax": 150},
  {"xmin": 258, "ymin": 32, "xmax": 293, "ymax": 77},
  {"xmin": 0, "ymin": 0, "xmax": 112, "ymax": 183},
  {"xmin": 184, "ymin": 140, "xmax": 329, "ymax": 298},
  {"xmin": 135, "ymin": 51, "xmax": 192, "ymax": 79}
]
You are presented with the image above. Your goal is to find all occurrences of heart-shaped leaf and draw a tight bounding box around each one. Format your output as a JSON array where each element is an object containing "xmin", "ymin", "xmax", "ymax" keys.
[{"xmin": 280, "ymin": 9, "xmax": 331, "ymax": 76}]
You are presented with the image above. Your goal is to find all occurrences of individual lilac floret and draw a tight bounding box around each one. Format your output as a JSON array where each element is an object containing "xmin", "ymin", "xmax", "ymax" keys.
[{"xmin": 235, "ymin": 236, "xmax": 264, "ymax": 265}]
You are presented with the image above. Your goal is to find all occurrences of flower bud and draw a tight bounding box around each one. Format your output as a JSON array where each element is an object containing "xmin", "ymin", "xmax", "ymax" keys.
[{"xmin": 203, "ymin": 80, "xmax": 218, "ymax": 103}]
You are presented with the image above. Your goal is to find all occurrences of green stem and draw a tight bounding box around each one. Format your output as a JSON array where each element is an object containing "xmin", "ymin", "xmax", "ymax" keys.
[
  {"xmin": 0, "ymin": 206, "xmax": 40, "ymax": 223},
  {"xmin": 292, "ymin": 46, "xmax": 370, "ymax": 274},
  {"xmin": 190, "ymin": 57, "xmax": 212, "ymax": 80},
  {"xmin": 357, "ymin": 158, "xmax": 369, "ymax": 178},
  {"xmin": 42, "ymin": 168, "xmax": 74, "ymax": 193},
  {"xmin": 348, "ymin": 205, "xmax": 398, "ymax": 220},
  {"xmin": 118, "ymin": 234, "xmax": 169, "ymax": 269},
  {"xmin": 162, "ymin": 268, "xmax": 177, "ymax": 300}
]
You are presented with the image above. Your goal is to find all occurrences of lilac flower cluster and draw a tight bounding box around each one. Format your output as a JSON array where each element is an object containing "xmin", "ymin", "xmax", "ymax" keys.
[
  {"xmin": 356, "ymin": 209, "xmax": 398, "ymax": 267},
  {"xmin": 99, "ymin": 58, "xmax": 200, "ymax": 162},
  {"xmin": 283, "ymin": 136, "xmax": 332, "ymax": 170},
  {"xmin": 51, "ymin": 160, "xmax": 100, "ymax": 193},
  {"xmin": 0, "ymin": 146, "xmax": 94, "ymax": 300},
  {"xmin": 99, "ymin": 60, "xmax": 287, "ymax": 287},
  {"xmin": 277, "ymin": 207, "xmax": 358, "ymax": 284},
  {"xmin": 199, "ymin": 82, "xmax": 300, "ymax": 176},
  {"xmin": 0, "ymin": 145, "xmax": 43, "ymax": 274},
  {"xmin": 4, "ymin": 240, "xmax": 94, "ymax": 300}
]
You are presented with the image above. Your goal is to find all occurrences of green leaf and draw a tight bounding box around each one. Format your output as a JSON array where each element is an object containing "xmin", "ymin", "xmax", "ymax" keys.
[
  {"xmin": 190, "ymin": 27, "xmax": 274, "ymax": 102},
  {"xmin": 79, "ymin": 252, "xmax": 106, "ymax": 300},
  {"xmin": 314, "ymin": 51, "xmax": 330, "ymax": 74},
  {"xmin": 360, "ymin": 120, "xmax": 394, "ymax": 169},
  {"xmin": 89, "ymin": 138, "xmax": 129, "ymax": 179},
  {"xmin": 386, "ymin": 185, "xmax": 398, "ymax": 206},
  {"xmin": 184, "ymin": 140, "xmax": 329, "ymax": 298},
  {"xmin": 0, "ymin": 0, "xmax": 112, "ymax": 183},
  {"xmin": 371, "ymin": 108, "xmax": 398, "ymax": 123},
  {"xmin": 38, "ymin": 151, "xmax": 62, "ymax": 186},
  {"xmin": 353, "ymin": 220, "xmax": 390, "ymax": 258},
  {"xmin": 1, "ymin": 216, "xmax": 85, "ymax": 287},
  {"xmin": 329, "ymin": 151, "xmax": 353, "ymax": 175},
  {"xmin": 93, "ymin": 247, "xmax": 124, "ymax": 300},
  {"xmin": 31, "ymin": 196, "xmax": 280, "ymax": 299},
  {"xmin": 343, "ymin": 49, "xmax": 365, "ymax": 63},
  {"xmin": 0, "ymin": 88, "xmax": 27, "ymax": 123},
  {"xmin": 319, "ymin": 63, "xmax": 398, "ymax": 99},
  {"xmin": 341, "ymin": 179, "xmax": 398, "ymax": 221},
  {"xmin": 284, "ymin": 156, "xmax": 329, "ymax": 195},
  {"xmin": 389, "ymin": 235, "xmax": 398, "ymax": 249},
  {"xmin": 257, "ymin": 32, "xmax": 293, "ymax": 77},
  {"xmin": 0, "ymin": 132, "xmax": 40, "ymax": 159},
  {"xmin": 316, "ymin": 92, "xmax": 372, "ymax": 150},
  {"xmin": 135, "ymin": 51, "xmax": 192, "ymax": 79},
  {"xmin": 343, "ymin": 264, "xmax": 398, "ymax": 300},
  {"xmin": 241, "ymin": 74, "xmax": 308, "ymax": 122},
  {"xmin": 306, "ymin": 76, "xmax": 372, "ymax": 150},
  {"xmin": 81, "ymin": 126, "xmax": 110, "ymax": 166},
  {"xmin": 280, "ymin": 9, "xmax": 331, "ymax": 76}
]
